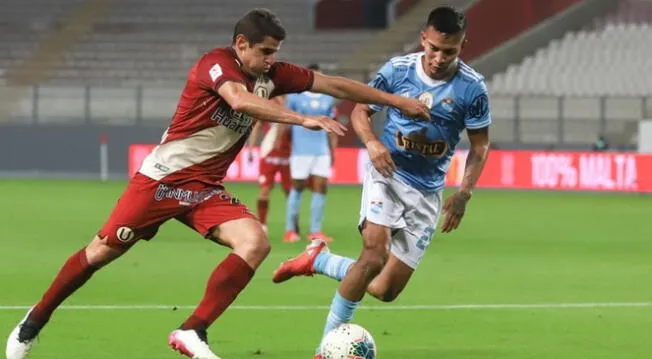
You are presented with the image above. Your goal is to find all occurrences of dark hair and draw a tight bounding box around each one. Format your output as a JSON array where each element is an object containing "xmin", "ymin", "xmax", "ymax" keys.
[
  {"xmin": 307, "ymin": 63, "xmax": 320, "ymax": 71},
  {"xmin": 232, "ymin": 8, "xmax": 286, "ymax": 45},
  {"xmin": 426, "ymin": 6, "xmax": 466, "ymax": 34}
]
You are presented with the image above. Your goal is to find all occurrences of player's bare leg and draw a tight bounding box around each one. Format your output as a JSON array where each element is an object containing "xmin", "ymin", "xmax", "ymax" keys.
[
  {"xmin": 273, "ymin": 233, "xmax": 413, "ymax": 304},
  {"xmin": 310, "ymin": 221, "xmax": 390, "ymax": 354},
  {"xmin": 6, "ymin": 236, "xmax": 127, "ymax": 359},
  {"xmin": 365, "ymin": 254, "xmax": 414, "ymax": 302},
  {"xmin": 284, "ymin": 179, "xmax": 307, "ymax": 242},
  {"xmin": 306, "ymin": 175, "xmax": 332, "ymax": 242},
  {"xmin": 338, "ymin": 221, "xmax": 390, "ymax": 301},
  {"xmin": 170, "ymin": 218, "xmax": 269, "ymax": 359}
]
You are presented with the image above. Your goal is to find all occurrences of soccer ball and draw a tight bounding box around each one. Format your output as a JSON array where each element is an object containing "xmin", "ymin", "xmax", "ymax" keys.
[{"xmin": 320, "ymin": 323, "xmax": 376, "ymax": 359}]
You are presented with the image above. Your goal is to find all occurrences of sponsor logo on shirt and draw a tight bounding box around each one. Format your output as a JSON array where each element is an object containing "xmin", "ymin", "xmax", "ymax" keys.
[{"xmin": 395, "ymin": 128, "xmax": 448, "ymax": 157}]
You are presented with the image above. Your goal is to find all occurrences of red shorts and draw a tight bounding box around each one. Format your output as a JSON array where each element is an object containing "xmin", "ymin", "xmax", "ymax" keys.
[
  {"xmin": 258, "ymin": 156, "xmax": 291, "ymax": 193},
  {"xmin": 98, "ymin": 173, "xmax": 256, "ymax": 248}
]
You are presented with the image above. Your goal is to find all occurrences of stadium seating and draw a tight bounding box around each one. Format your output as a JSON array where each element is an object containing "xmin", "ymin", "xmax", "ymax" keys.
[
  {"xmin": 486, "ymin": 0, "xmax": 652, "ymax": 145},
  {"xmin": 590, "ymin": 0, "xmax": 652, "ymax": 28},
  {"xmin": 0, "ymin": 0, "xmax": 378, "ymax": 85},
  {"xmin": 0, "ymin": 0, "xmax": 380, "ymax": 124},
  {"xmin": 0, "ymin": 0, "xmax": 85, "ymax": 75},
  {"xmin": 489, "ymin": 22, "xmax": 652, "ymax": 97},
  {"xmin": 3, "ymin": 0, "xmax": 651, "ymax": 148}
]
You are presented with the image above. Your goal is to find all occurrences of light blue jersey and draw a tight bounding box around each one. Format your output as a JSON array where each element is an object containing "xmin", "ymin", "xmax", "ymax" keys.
[
  {"xmin": 368, "ymin": 52, "xmax": 491, "ymax": 193},
  {"xmin": 287, "ymin": 92, "xmax": 337, "ymax": 156}
]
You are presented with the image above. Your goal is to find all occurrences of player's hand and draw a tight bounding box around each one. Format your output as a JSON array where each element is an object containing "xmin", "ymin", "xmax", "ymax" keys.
[
  {"xmin": 366, "ymin": 140, "xmax": 395, "ymax": 178},
  {"xmin": 302, "ymin": 116, "xmax": 347, "ymax": 136},
  {"xmin": 441, "ymin": 190, "xmax": 472, "ymax": 233},
  {"xmin": 396, "ymin": 97, "xmax": 430, "ymax": 121}
]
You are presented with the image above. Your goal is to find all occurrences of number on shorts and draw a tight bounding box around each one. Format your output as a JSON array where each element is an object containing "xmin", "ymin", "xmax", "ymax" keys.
[{"xmin": 415, "ymin": 227, "xmax": 435, "ymax": 250}]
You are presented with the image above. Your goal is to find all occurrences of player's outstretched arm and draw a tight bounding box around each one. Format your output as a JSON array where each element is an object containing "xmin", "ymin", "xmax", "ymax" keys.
[
  {"xmin": 311, "ymin": 72, "xmax": 430, "ymax": 121},
  {"xmin": 441, "ymin": 127, "xmax": 490, "ymax": 233},
  {"xmin": 218, "ymin": 81, "xmax": 347, "ymax": 136},
  {"xmin": 351, "ymin": 103, "xmax": 396, "ymax": 178}
]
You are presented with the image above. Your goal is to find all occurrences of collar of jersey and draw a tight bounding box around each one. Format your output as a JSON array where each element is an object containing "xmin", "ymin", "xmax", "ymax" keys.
[{"xmin": 416, "ymin": 54, "xmax": 458, "ymax": 87}]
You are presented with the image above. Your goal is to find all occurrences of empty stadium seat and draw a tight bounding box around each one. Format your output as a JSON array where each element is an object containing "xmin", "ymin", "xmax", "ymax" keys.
[
  {"xmin": 488, "ymin": 0, "xmax": 652, "ymax": 97},
  {"xmin": 0, "ymin": 0, "xmax": 379, "ymax": 85},
  {"xmin": 484, "ymin": 0, "xmax": 652, "ymax": 146}
]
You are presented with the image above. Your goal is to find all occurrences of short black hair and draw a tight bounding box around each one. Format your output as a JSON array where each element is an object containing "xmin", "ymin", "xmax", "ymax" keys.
[
  {"xmin": 232, "ymin": 8, "xmax": 286, "ymax": 45},
  {"xmin": 308, "ymin": 63, "xmax": 320, "ymax": 71},
  {"xmin": 426, "ymin": 6, "xmax": 466, "ymax": 34}
]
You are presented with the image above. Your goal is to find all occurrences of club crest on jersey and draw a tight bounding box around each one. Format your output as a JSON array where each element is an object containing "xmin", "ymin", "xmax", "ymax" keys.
[
  {"xmin": 395, "ymin": 128, "xmax": 447, "ymax": 157},
  {"xmin": 254, "ymin": 76, "xmax": 275, "ymax": 99},
  {"xmin": 418, "ymin": 92, "xmax": 434, "ymax": 109},
  {"xmin": 441, "ymin": 97, "xmax": 456, "ymax": 112},
  {"xmin": 370, "ymin": 200, "xmax": 384, "ymax": 215}
]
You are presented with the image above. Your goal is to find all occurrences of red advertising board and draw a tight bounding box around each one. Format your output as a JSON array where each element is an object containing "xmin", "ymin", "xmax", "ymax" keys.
[{"xmin": 129, "ymin": 145, "xmax": 652, "ymax": 193}]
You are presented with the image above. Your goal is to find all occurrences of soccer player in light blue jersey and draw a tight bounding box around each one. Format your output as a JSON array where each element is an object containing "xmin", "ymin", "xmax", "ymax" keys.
[
  {"xmin": 272, "ymin": 7, "xmax": 491, "ymax": 357},
  {"xmin": 284, "ymin": 64, "xmax": 339, "ymax": 243}
]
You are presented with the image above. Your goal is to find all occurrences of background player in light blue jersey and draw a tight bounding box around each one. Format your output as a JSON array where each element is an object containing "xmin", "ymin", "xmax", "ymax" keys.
[
  {"xmin": 284, "ymin": 64, "xmax": 339, "ymax": 243},
  {"xmin": 272, "ymin": 7, "xmax": 491, "ymax": 357}
]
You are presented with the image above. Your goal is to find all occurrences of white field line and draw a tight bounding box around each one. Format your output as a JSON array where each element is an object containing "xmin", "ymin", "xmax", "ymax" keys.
[{"xmin": 0, "ymin": 302, "xmax": 650, "ymax": 311}]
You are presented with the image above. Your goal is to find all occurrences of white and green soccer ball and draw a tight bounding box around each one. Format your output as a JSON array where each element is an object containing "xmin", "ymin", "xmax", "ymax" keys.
[{"xmin": 320, "ymin": 323, "xmax": 377, "ymax": 359}]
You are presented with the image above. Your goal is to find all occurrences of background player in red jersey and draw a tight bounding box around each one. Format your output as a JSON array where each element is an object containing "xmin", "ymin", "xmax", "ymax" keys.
[
  {"xmin": 6, "ymin": 8, "xmax": 429, "ymax": 359},
  {"xmin": 246, "ymin": 95, "xmax": 293, "ymax": 232}
]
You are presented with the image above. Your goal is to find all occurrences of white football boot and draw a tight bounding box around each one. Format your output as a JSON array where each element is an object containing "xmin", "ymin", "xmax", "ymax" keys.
[
  {"xmin": 168, "ymin": 329, "xmax": 221, "ymax": 359},
  {"xmin": 6, "ymin": 308, "xmax": 39, "ymax": 359}
]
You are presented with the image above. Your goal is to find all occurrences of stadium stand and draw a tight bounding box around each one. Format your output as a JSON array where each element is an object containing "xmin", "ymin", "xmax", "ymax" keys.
[
  {"xmin": 0, "ymin": 0, "xmax": 381, "ymax": 124},
  {"xmin": 489, "ymin": 23, "xmax": 652, "ymax": 97},
  {"xmin": 1, "ymin": 0, "xmax": 378, "ymax": 86},
  {"xmin": 2, "ymin": 0, "xmax": 650, "ymax": 148},
  {"xmin": 0, "ymin": 0, "xmax": 86, "ymax": 80},
  {"xmin": 487, "ymin": 0, "xmax": 652, "ymax": 146},
  {"xmin": 488, "ymin": 0, "xmax": 652, "ymax": 96}
]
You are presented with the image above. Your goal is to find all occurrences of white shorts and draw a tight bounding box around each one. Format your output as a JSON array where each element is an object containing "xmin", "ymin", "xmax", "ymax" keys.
[
  {"xmin": 290, "ymin": 155, "xmax": 331, "ymax": 180},
  {"xmin": 358, "ymin": 166, "xmax": 442, "ymax": 269}
]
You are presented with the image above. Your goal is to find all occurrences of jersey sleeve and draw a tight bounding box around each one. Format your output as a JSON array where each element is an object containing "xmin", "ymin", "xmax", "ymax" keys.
[
  {"xmin": 329, "ymin": 103, "xmax": 337, "ymax": 118},
  {"xmin": 463, "ymin": 80, "xmax": 492, "ymax": 129},
  {"xmin": 270, "ymin": 62, "xmax": 315, "ymax": 96},
  {"xmin": 285, "ymin": 94, "xmax": 296, "ymax": 111},
  {"xmin": 367, "ymin": 61, "xmax": 395, "ymax": 112},
  {"xmin": 195, "ymin": 53, "xmax": 247, "ymax": 93}
]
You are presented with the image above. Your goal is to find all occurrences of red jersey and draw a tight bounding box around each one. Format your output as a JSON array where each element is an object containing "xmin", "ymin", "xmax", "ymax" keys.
[
  {"xmin": 260, "ymin": 122, "xmax": 291, "ymax": 160},
  {"xmin": 139, "ymin": 47, "xmax": 313, "ymax": 185}
]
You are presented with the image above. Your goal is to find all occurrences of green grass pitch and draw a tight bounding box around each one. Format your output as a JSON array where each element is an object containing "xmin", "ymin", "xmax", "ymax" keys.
[{"xmin": 0, "ymin": 179, "xmax": 650, "ymax": 358}]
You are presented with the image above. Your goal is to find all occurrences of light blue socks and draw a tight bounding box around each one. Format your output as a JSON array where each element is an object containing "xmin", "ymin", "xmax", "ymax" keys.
[
  {"xmin": 317, "ymin": 290, "xmax": 360, "ymax": 353},
  {"xmin": 286, "ymin": 189, "xmax": 302, "ymax": 232},
  {"xmin": 312, "ymin": 252, "xmax": 355, "ymax": 281},
  {"xmin": 310, "ymin": 193, "xmax": 326, "ymax": 233}
]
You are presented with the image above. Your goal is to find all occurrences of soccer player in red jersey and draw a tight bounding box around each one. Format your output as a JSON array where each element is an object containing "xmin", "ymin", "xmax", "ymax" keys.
[
  {"xmin": 6, "ymin": 8, "xmax": 429, "ymax": 359},
  {"xmin": 246, "ymin": 95, "xmax": 293, "ymax": 233}
]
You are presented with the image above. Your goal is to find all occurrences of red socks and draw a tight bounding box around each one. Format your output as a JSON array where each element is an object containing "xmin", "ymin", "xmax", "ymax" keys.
[
  {"xmin": 181, "ymin": 253, "xmax": 255, "ymax": 331},
  {"xmin": 28, "ymin": 249, "xmax": 255, "ymax": 333},
  {"xmin": 30, "ymin": 249, "xmax": 97, "ymax": 326},
  {"xmin": 257, "ymin": 199, "xmax": 269, "ymax": 225}
]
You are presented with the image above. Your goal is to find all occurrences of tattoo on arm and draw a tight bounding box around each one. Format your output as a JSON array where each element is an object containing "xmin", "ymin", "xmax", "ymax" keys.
[{"xmin": 460, "ymin": 128, "xmax": 490, "ymax": 195}]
